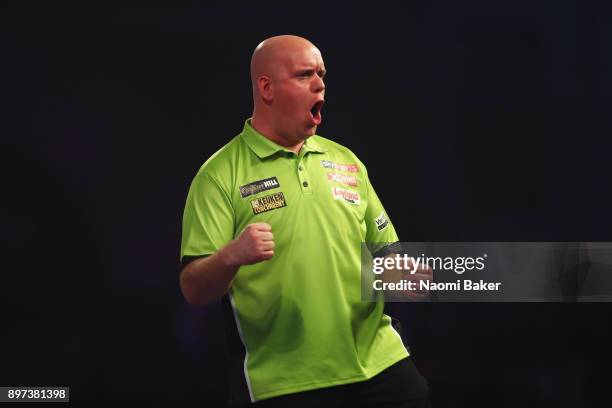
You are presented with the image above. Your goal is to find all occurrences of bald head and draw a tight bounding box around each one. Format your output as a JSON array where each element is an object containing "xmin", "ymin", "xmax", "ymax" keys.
[
  {"xmin": 249, "ymin": 35, "xmax": 326, "ymax": 150},
  {"xmin": 250, "ymin": 35, "xmax": 318, "ymax": 86}
]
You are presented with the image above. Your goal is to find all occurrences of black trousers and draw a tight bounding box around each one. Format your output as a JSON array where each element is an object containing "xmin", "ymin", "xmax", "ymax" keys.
[{"xmin": 253, "ymin": 357, "xmax": 430, "ymax": 408}]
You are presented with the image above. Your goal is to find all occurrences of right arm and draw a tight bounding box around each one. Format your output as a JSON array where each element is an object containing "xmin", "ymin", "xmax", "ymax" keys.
[{"xmin": 180, "ymin": 222, "xmax": 274, "ymax": 305}]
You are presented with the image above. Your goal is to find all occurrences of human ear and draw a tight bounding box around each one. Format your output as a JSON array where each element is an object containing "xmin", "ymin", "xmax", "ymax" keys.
[{"xmin": 257, "ymin": 76, "xmax": 273, "ymax": 104}]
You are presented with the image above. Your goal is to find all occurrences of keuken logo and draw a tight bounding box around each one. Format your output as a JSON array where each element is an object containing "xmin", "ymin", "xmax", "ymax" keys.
[
  {"xmin": 240, "ymin": 177, "xmax": 280, "ymax": 198},
  {"xmin": 250, "ymin": 192, "xmax": 287, "ymax": 214},
  {"xmin": 327, "ymin": 172, "xmax": 358, "ymax": 187},
  {"xmin": 331, "ymin": 186, "xmax": 360, "ymax": 205}
]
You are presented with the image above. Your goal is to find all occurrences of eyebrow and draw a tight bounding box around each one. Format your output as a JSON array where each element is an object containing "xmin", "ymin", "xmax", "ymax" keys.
[{"xmin": 295, "ymin": 68, "xmax": 327, "ymax": 77}]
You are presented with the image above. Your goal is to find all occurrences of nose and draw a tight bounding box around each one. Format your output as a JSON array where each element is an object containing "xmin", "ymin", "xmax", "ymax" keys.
[{"xmin": 312, "ymin": 75, "xmax": 325, "ymax": 93}]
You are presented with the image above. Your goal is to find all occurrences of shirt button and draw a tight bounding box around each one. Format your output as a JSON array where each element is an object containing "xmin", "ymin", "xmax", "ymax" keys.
[
  {"xmin": 302, "ymin": 181, "xmax": 309, "ymax": 187},
  {"xmin": 298, "ymin": 165, "xmax": 303, "ymax": 171}
]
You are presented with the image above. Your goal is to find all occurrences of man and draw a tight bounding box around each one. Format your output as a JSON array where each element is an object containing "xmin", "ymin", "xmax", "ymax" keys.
[{"xmin": 180, "ymin": 35, "xmax": 430, "ymax": 407}]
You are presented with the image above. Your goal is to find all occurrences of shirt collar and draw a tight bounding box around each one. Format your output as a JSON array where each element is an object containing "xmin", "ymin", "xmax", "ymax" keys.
[{"xmin": 241, "ymin": 119, "xmax": 327, "ymax": 159}]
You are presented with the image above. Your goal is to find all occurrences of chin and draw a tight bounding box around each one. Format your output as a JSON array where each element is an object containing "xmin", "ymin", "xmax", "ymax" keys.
[{"xmin": 304, "ymin": 126, "xmax": 317, "ymax": 137}]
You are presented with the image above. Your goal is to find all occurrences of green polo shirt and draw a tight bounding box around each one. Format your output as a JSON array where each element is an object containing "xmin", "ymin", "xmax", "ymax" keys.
[{"xmin": 181, "ymin": 120, "xmax": 408, "ymax": 402}]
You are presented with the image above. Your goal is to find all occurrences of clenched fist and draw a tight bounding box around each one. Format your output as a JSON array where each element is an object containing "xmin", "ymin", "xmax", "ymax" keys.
[
  {"xmin": 382, "ymin": 257, "xmax": 433, "ymax": 301},
  {"xmin": 225, "ymin": 223, "xmax": 275, "ymax": 266}
]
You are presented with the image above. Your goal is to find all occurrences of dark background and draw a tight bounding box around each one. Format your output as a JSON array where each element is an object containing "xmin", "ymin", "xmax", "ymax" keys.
[{"xmin": 2, "ymin": 2, "xmax": 611, "ymax": 407}]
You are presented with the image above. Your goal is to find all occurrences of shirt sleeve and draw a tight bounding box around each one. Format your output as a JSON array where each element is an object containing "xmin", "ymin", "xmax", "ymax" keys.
[
  {"xmin": 363, "ymin": 168, "xmax": 401, "ymax": 257},
  {"xmin": 180, "ymin": 171, "xmax": 235, "ymax": 263}
]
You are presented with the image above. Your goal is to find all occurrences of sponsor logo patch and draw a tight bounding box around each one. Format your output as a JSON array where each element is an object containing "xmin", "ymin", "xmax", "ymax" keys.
[
  {"xmin": 327, "ymin": 172, "xmax": 358, "ymax": 187},
  {"xmin": 321, "ymin": 160, "xmax": 359, "ymax": 173},
  {"xmin": 240, "ymin": 177, "xmax": 280, "ymax": 198},
  {"xmin": 375, "ymin": 213, "xmax": 389, "ymax": 231},
  {"xmin": 331, "ymin": 186, "xmax": 360, "ymax": 205},
  {"xmin": 250, "ymin": 192, "xmax": 287, "ymax": 214}
]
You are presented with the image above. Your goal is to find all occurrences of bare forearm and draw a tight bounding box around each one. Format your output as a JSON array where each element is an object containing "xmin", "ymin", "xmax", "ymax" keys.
[
  {"xmin": 180, "ymin": 244, "xmax": 240, "ymax": 305},
  {"xmin": 180, "ymin": 223, "xmax": 275, "ymax": 305}
]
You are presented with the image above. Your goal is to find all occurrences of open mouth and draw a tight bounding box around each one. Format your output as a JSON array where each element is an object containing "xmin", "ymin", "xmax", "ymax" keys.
[{"xmin": 310, "ymin": 100, "xmax": 324, "ymax": 125}]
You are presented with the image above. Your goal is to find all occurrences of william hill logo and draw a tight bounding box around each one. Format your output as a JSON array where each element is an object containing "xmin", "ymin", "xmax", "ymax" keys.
[{"xmin": 240, "ymin": 177, "xmax": 280, "ymax": 198}]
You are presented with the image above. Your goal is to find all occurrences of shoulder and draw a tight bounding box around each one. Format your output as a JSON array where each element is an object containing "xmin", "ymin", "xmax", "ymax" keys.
[
  {"xmin": 193, "ymin": 135, "xmax": 242, "ymax": 181},
  {"xmin": 312, "ymin": 134, "xmax": 351, "ymax": 153},
  {"xmin": 312, "ymin": 134, "xmax": 368, "ymax": 172}
]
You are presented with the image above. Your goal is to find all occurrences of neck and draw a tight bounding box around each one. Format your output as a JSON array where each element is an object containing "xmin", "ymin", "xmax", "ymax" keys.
[{"xmin": 251, "ymin": 115, "xmax": 304, "ymax": 154}]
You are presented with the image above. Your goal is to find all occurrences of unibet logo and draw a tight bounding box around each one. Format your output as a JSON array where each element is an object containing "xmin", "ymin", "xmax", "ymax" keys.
[
  {"xmin": 331, "ymin": 186, "xmax": 360, "ymax": 205},
  {"xmin": 320, "ymin": 160, "xmax": 359, "ymax": 173}
]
